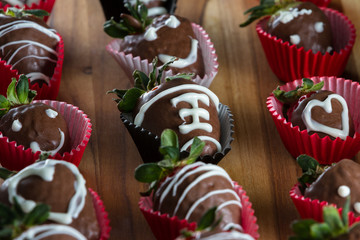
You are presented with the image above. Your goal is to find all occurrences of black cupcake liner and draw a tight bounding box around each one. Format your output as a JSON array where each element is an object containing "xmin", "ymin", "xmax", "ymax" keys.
[{"xmin": 120, "ymin": 103, "xmax": 234, "ymax": 164}]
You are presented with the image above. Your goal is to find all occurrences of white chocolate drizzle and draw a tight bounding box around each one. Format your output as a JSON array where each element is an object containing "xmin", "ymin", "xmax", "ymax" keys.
[
  {"xmin": 0, "ymin": 20, "xmax": 60, "ymax": 41},
  {"xmin": 327, "ymin": 46, "xmax": 333, "ymax": 53},
  {"xmin": 196, "ymin": 231, "xmax": 254, "ymax": 240},
  {"xmin": 11, "ymin": 119, "xmax": 22, "ymax": 132},
  {"xmin": 158, "ymin": 38, "xmax": 198, "ymax": 68},
  {"xmin": 171, "ymin": 93, "xmax": 212, "ymax": 134},
  {"xmin": 134, "ymin": 84, "xmax": 219, "ymax": 126},
  {"xmin": 315, "ymin": 22, "xmax": 324, "ymax": 33},
  {"xmin": 290, "ymin": 34, "xmax": 300, "ymax": 45},
  {"xmin": 355, "ymin": 202, "xmax": 360, "ymax": 214},
  {"xmin": 275, "ymin": 8, "xmax": 312, "ymax": 25},
  {"xmin": 45, "ymin": 108, "xmax": 58, "ymax": 118},
  {"xmin": 337, "ymin": 185, "xmax": 351, "ymax": 198},
  {"xmin": 144, "ymin": 15, "xmax": 180, "ymax": 41},
  {"xmin": 185, "ymin": 189, "xmax": 240, "ymax": 220},
  {"xmin": 148, "ymin": 7, "xmax": 168, "ymax": 17},
  {"xmin": 156, "ymin": 162, "xmax": 239, "ymax": 230},
  {"xmin": 301, "ymin": 94, "xmax": 350, "ymax": 140},
  {"xmin": 181, "ymin": 136, "xmax": 221, "ymax": 152},
  {"xmin": 2, "ymin": 160, "xmax": 87, "ymax": 225},
  {"xmin": 223, "ymin": 222, "xmax": 244, "ymax": 232},
  {"xmin": 14, "ymin": 224, "xmax": 87, "ymax": 240},
  {"xmin": 30, "ymin": 128, "xmax": 65, "ymax": 156},
  {"xmin": 0, "ymin": 20, "xmax": 59, "ymax": 85}
]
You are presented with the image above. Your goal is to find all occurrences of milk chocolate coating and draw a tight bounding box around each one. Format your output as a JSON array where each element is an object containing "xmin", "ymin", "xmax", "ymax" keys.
[
  {"xmin": 153, "ymin": 163, "xmax": 241, "ymax": 230},
  {"xmin": 0, "ymin": 163, "xmax": 100, "ymax": 240},
  {"xmin": 304, "ymin": 159, "xmax": 360, "ymax": 216},
  {"xmin": 0, "ymin": 102, "xmax": 71, "ymax": 154},
  {"xmin": 133, "ymin": 78, "xmax": 220, "ymax": 156},
  {"xmin": 267, "ymin": 2, "xmax": 332, "ymax": 54},
  {"xmin": 290, "ymin": 90, "xmax": 355, "ymax": 139},
  {"xmin": 0, "ymin": 15, "xmax": 58, "ymax": 86},
  {"xmin": 120, "ymin": 14, "xmax": 205, "ymax": 77}
]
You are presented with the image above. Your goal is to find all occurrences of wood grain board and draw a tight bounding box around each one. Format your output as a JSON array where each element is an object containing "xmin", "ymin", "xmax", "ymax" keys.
[{"xmin": 47, "ymin": 0, "xmax": 360, "ymax": 239}]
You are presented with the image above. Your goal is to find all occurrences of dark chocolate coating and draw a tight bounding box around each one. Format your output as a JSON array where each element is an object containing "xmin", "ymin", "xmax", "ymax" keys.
[
  {"xmin": 0, "ymin": 15, "xmax": 58, "ymax": 86},
  {"xmin": 267, "ymin": 2, "xmax": 332, "ymax": 54},
  {"xmin": 120, "ymin": 14, "xmax": 205, "ymax": 77},
  {"xmin": 291, "ymin": 90, "xmax": 355, "ymax": 139},
  {"xmin": 304, "ymin": 159, "xmax": 360, "ymax": 216},
  {"xmin": 153, "ymin": 163, "xmax": 241, "ymax": 230},
  {"xmin": 133, "ymin": 78, "xmax": 220, "ymax": 156},
  {"xmin": 0, "ymin": 102, "xmax": 71, "ymax": 155},
  {"xmin": 0, "ymin": 163, "xmax": 100, "ymax": 240}
]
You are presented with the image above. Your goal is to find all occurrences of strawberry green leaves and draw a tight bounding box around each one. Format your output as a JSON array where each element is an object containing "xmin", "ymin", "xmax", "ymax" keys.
[
  {"xmin": 273, "ymin": 78, "xmax": 324, "ymax": 104},
  {"xmin": 103, "ymin": 0, "xmax": 152, "ymax": 38},
  {"xmin": 0, "ymin": 7, "xmax": 49, "ymax": 19},
  {"xmin": 108, "ymin": 57, "xmax": 193, "ymax": 113},
  {"xmin": 135, "ymin": 129, "xmax": 205, "ymax": 196},
  {"xmin": 240, "ymin": 0, "xmax": 298, "ymax": 27},
  {"xmin": 0, "ymin": 198, "xmax": 50, "ymax": 239},
  {"xmin": 0, "ymin": 75, "xmax": 36, "ymax": 117},
  {"xmin": 296, "ymin": 155, "xmax": 326, "ymax": 194},
  {"xmin": 290, "ymin": 197, "xmax": 357, "ymax": 240},
  {"xmin": 0, "ymin": 168, "xmax": 16, "ymax": 180}
]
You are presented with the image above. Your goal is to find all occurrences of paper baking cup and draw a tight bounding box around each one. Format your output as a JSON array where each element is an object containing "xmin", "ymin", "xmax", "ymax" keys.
[
  {"xmin": 267, "ymin": 76, "xmax": 360, "ymax": 164},
  {"xmin": 0, "ymin": 0, "xmax": 56, "ymax": 22},
  {"xmin": 300, "ymin": 0, "xmax": 330, "ymax": 7},
  {"xmin": 0, "ymin": 33, "xmax": 64, "ymax": 100},
  {"xmin": 0, "ymin": 100, "xmax": 92, "ymax": 171},
  {"xmin": 256, "ymin": 7, "xmax": 356, "ymax": 82},
  {"xmin": 106, "ymin": 23, "xmax": 218, "ymax": 88},
  {"xmin": 290, "ymin": 183, "xmax": 360, "ymax": 224},
  {"xmin": 139, "ymin": 182, "xmax": 259, "ymax": 240},
  {"xmin": 89, "ymin": 188, "xmax": 111, "ymax": 240},
  {"xmin": 120, "ymin": 103, "xmax": 234, "ymax": 164}
]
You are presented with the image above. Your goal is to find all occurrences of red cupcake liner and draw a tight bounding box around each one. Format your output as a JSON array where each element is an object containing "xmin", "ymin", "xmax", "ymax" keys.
[
  {"xmin": 300, "ymin": 0, "xmax": 330, "ymax": 7},
  {"xmin": 256, "ymin": 7, "xmax": 356, "ymax": 82},
  {"xmin": 139, "ymin": 182, "xmax": 259, "ymax": 240},
  {"xmin": 290, "ymin": 183, "xmax": 360, "ymax": 224},
  {"xmin": 0, "ymin": 0, "xmax": 56, "ymax": 22},
  {"xmin": 0, "ymin": 33, "xmax": 64, "ymax": 100},
  {"xmin": 267, "ymin": 76, "xmax": 360, "ymax": 164},
  {"xmin": 0, "ymin": 100, "xmax": 92, "ymax": 171},
  {"xmin": 89, "ymin": 188, "xmax": 111, "ymax": 240},
  {"xmin": 106, "ymin": 23, "xmax": 218, "ymax": 88}
]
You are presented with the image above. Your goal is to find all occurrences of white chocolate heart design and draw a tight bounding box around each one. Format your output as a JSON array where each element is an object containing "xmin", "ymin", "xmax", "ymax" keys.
[{"xmin": 301, "ymin": 94, "xmax": 349, "ymax": 140}]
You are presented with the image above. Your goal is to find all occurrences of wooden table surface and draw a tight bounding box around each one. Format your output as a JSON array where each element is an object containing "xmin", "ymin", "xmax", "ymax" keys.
[{"xmin": 48, "ymin": 0, "xmax": 360, "ymax": 239}]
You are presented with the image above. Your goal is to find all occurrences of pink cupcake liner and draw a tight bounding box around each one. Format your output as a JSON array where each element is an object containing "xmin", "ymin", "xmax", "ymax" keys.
[
  {"xmin": 0, "ymin": 0, "xmax": 56, "ymax": 22},
  {"xmin": 267, "ymin": 76, "xmax": 360, "ymax": 164},
  {"xmin": 0, "ymin": 33, "xmax": 64, "ymax": 100},
  {"xmin": 139, "ymin": 182, "xmax": 259, "ymax": 240},
  {"xmin": 89, "ymin": 188, "xmax": 111, "ymax": 240},
  {"xmin": 256, "ymin": 7, "xmax": 356, "ymax": 82},
  {"xmin": 0, "ymin": 100, "xmax": 92, "ymax": 171},
  {"xmin": 106, "ymin": 23, "xmax": 219, "ymax": 88},
  {"xmin": 300, "ymin": 0, "xmax": 331, "ymax": 7},
  {"xmin": 290, "ymin": 183, "xmax": 360, "ymax": 224}
]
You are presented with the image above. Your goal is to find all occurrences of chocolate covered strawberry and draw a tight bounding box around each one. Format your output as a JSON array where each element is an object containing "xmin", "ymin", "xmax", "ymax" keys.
[
  {"xmin": 108, "ymin": 58, "xmax": 221, "ymax": 157},
  {"xmin": 104, "ymin": 1, "xmax": 205, "ymax": 77},
  {"xmin": 0, "ymin": 75, "xmax": 70, "ymax": 158},
  {"xmin": 240, "ymin": 0, "xmax": 333, "ymax": 54},
  {"xmin": 0, "ymin": 160, "xmax": 100, "ymax": 240},
  {"xmin": 0, "ymin": 8, "xmax": 59, "ymax": 86},
  {"xmin": 136, "ymin": 129, "xmax": 249, "ymax": 238},
  {"xmin": 273, "ymin": 78, "xmax": 354, "ymax": 140}
]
